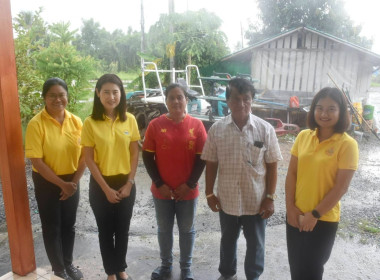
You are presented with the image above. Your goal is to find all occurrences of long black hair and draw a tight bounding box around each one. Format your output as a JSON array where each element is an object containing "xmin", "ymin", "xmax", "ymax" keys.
[{"xmin": 91, "ymin": 74, "xmax": 127, "ymax": 121}]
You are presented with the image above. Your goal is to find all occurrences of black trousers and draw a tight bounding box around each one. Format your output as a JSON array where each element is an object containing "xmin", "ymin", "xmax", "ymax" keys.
[
  {"xmin": 286, "ymin": 220, "xmax": 338, "ymax": 280},
  {"xmin": 89, "ymin": 174, "xmax": 136, "ymax": 275},
  {"xmin": 32, "ymin": 171, "xmax": 79, "ymax": 272}
]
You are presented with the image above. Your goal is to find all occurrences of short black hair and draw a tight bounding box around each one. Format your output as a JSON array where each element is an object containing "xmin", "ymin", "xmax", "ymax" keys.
[
  {"xmin": 42, "ymin": 77, "xmax": 68, "ymax": 99},
  {"xmin": 226, "ymin": 78, "xmax": 255, "ymax": 100},
  {"xmin": 164, "ymin": 83, "xmax": 188, "ymax": 100},
  {"xmin": 307, "ymin": 87, "xmax": 351, "ymax": 133},
  {"xmin": 91, "ymin": 74, "xmax": 127, "ymax": 122}
]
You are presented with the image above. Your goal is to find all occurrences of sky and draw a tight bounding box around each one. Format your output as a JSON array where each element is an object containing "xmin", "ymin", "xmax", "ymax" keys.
[{"xmin": 8, "ymin": 0, "xmax": 380, "ymax": 54}]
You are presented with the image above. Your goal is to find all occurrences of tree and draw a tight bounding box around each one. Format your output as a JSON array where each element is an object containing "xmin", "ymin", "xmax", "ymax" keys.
[
  {"xmin": 146, "ymin": 9, "xmax": 229, "ymax": 82},
  {"xmin": 74, "ymin": 19, "xmax": 140, "ymax": 72},
  {"xmin": 35, "ymin": 41, "xmax": 97, "ymax": 113},
  {"xmin": 246, "ymin": 0, "xmax": 372, "ymax": 49},
  {"xmin": 13, "ymin": 9, "xmax": 46, "ymax": 123},
  {"xmin": 49, "ymin": 21, "xmax": 78, "ymax": 44}
]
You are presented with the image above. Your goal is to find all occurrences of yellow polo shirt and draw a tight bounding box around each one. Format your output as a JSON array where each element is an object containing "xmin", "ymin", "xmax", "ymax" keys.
[
  {"xmin": 291, "ymin": 129, "xmax": 358, "ymax": 222},
  {"xmin": 81, "ymin": 113, "xmax": 140, "ymax": 176},
  {"xmin": 25, "ymin": 108, "xmax": 82, "ymax": 175}
]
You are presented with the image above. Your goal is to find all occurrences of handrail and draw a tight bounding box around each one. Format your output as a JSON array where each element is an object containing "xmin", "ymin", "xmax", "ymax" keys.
[{"xmin": 141, "ymin": 62, "xmax": 206, "ymax": 104}]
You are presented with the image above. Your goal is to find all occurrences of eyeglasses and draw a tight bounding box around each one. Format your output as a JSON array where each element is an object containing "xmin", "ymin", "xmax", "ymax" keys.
[{"xmin": 46, "ymin": 93, "xmax": 67, "ymax": 100}]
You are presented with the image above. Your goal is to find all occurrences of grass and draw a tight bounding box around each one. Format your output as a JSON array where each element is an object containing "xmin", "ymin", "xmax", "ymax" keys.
[
  {"xmin": 359, "ymin": 220, "xmax": 380, "ymax": 234},
  {"xmin": 117, "ymin": 70, "xmax": 140, "ymax": 81},
  {"xmin": 370, "ymin": 82, "xmax": 380, "ymax": 87}
]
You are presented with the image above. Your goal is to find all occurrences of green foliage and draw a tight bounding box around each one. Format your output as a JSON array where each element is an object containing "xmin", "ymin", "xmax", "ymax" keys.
[
  {"xmin": 35, "ymin": 41, "xmax": 97, "ymax": 112},
  {"xmin": 13, "ymin": 10, "xmax": 98, "ymax": 123},
  {"xmin": 13, "ymin": 8, "xmax": 45, "ymax": 123},
  {"xmin": 74, "ymin": 19, "xmax": 141, "ymax": 73},
  {"xmin": 49, "ymin": 21, "xmax": 78, "ymax": 44},
  {"xmin": 148, "ymin": 10, "xmax": 229, "ymax": 71},
  {"xmin": 246, "ymin": 0, "xmax": 372, "ymax": 49}
]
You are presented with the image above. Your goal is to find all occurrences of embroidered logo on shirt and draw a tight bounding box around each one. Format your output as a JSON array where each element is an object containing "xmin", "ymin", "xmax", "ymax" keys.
[
  {"xmin": 189, "ymin": 128, "xmax": 195, "ymax": 138},
  {"xmin": 325, "ymin": 147, "xmax": 335, "ymax": 156},
  {"xmin": 124, "ymin": 131, "xmax": 130, "ymax": 135},
  {"xmin": 161, "ymin": 129, "xmax": 167, "ymax": 133},
  {"xmin": 188, "ymin": 140, "xmax": 194, "ymax": 150}
]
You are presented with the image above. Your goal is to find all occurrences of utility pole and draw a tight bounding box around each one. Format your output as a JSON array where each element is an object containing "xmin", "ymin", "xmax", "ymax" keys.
[
  {"xmin": 169, "ymin": 0, "xmax": 175, "ymax": 83},
  {"xmin": 140, "ymin": 0, "xmax": 145, "ymax": 69}
]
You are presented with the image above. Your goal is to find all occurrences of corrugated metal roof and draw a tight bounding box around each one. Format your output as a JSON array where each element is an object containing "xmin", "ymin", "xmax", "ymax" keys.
[{"xmin": 222, "ymin": 26, "xmax": 380, "ymax": 63}]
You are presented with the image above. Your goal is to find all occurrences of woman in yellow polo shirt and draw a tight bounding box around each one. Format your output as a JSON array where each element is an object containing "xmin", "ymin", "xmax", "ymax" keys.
[
  {"xmin": 285, "ymin": 87, "xmax": 359, "ymax": 280},
  {"xmin": 81, "ymin": 74, "xmax": 140, "ymax": 280},
  {"xmin": 25, "ymin": 78, "xmax": 86, "ymax": 280}
]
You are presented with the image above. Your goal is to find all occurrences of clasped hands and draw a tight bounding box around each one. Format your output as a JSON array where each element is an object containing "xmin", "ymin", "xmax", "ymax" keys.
[
  {"xmin": 59, "ymin": 181, "xmax": 78, "ymax": 200},
  {"xmin": 158, "ymin": 183, "xmax": 191, "ymax": 201},
  {"xmin": 105, "ymin": 181, "xmax": 134, "ymax": 204},
  {"xmin": 287, "ymin": 206, "xmax": 317, "ymax": 232}
]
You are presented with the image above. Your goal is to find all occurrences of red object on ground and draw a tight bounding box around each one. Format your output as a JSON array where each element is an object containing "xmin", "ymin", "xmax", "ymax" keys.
[{"xmin": 265, "ymin": 118, "xmax": 300, "ymax": 136}]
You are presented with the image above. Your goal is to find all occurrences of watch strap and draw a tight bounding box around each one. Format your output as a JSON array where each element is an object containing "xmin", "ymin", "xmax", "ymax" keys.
[{"xmin": 311, "ymin": 209, "xmax": 321, "ymax": 219}]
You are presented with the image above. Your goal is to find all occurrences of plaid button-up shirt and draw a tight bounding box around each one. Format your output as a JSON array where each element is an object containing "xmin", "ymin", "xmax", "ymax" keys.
[{"xmin": 201, "ymin": 114, "xmax": 282, "ymax": 216}]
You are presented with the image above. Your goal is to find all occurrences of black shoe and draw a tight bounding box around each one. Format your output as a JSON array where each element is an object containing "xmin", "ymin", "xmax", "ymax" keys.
[
  {"xmin": 54, "ymin": 270, "xmax": 74, "ymax": 280},
  {"xmin": 65, "ymin": 264, "xmax": 84, "ymax": 280},
  {"xmin": 151, "ymin": 266, "xmax": 172, "ymax": 280},
  {"xmin": 181, "ymin": 268, "xmax": 194, "ymax": 280}
]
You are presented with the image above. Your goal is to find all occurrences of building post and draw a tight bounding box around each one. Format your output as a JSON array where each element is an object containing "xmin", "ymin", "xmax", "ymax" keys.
[{"xmin": 0, "ymin": 0, "xmax": 36, "ymax": 275}]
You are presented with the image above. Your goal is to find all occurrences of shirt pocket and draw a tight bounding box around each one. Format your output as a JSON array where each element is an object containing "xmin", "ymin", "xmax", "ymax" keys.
[{"xmin": 247, "ymin": 143, "xmax": 266, "ymax": 166}]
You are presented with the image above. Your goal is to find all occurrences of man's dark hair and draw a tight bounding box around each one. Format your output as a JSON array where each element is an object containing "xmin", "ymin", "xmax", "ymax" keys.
[
  {"xmin": 307, "ymin": 87, "xmax": 351, "ymax": 133},
  {"xmin": 226, "ymin": 78, "xmax": 256, "ymax": 100},
  {"xmin": 91, "ymin": 74, "xmax": 127, "ymax": 121}
]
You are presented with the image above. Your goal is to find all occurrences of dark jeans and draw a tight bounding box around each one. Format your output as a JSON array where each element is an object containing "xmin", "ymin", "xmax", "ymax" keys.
[
  {"xmin": 286, "ymin": 220, "xmax": 338, "ymax": 280},
  {"xmin": 32, "ymin": 171, "xmax": 79, "ymax": 273},
  {"xmin": 89, "ymin": 174, "xmax": 136, "ymax": 275},
  {"xmin": 219, "ymin": 210, "xmax": 266, "ymax": 280}
]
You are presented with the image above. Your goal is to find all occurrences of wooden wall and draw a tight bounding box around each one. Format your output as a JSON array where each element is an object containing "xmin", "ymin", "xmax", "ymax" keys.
[{"xmin": 251, "ymin": 30, "xmax": 375, "ymax": 101}]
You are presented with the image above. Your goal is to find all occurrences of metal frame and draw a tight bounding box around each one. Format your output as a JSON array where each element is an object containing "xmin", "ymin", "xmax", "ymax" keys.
[{"xmin": 141, "ymin": 61, "xmax": 205, "ymax": 105}]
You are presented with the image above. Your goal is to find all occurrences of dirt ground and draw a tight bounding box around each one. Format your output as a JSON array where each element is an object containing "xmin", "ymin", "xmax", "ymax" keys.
[{"xmin": 1, "ymin": 135, "xmax": 380, "ymax": 280}]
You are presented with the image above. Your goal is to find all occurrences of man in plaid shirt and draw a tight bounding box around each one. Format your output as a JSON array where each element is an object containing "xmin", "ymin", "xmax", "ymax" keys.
[{"xmin": 201, "ymin": 78, "xmax": 282, "ymax": 280}]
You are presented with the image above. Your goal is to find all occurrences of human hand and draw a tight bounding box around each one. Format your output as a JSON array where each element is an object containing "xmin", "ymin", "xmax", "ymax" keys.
[
  {"xmin": 299, "ymin": 212, "xmax": 317, "ymax": 232},
  {"xmin": 259, "ymin": 198, "xmax": 274, "ymax": 219},
  {"xmin": 105, "ymin": 187, "xmax": 121, "ymax": 204},
  {"xmin": 286, "ymin": 205, "xmax": 303, "ymax": 228},
  {"xmin": 118, "ymin": 181, "xmax": 133, "ymax": 199},
  {"xmin": 59, "ymin": 182, "xmax": 77, "ymax": 200},
  {"xmin": 173, "ymin": 183, "xmax": 191, "ymax": 201},
  {"xmin": 206, "ymin": 194, "xmax": 221, "ymax": 212},
  {"xmin": 158, "ymin": 184, "xmax": 173, "ymax": 200}
]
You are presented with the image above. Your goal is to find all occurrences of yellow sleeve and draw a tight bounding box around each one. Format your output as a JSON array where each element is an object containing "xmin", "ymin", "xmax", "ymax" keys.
[
  {"xmin": 290, "ymin": 129, "xmax": 306, "ymax": 157},
  {"xmin": 81, "ymin": 118, "xmax": 95, "ymax": 147},
  {"xmin": 338, "ymin": 137, "xmax": 359, "ymax": 170},
  {"xmin": 25, "ymin": 119, "xmax": 43, "ymax": 158},
  {"xmin": 128, "ymin": 113, "xmax": 141, "ymax": 142}
]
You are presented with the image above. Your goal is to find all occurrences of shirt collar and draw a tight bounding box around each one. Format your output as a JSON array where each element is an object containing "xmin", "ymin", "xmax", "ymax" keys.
[
  {"xmin": 226, "ymin": 113, "xmax": 254, "ymax": 129},
  {"xmin": 103, "ymin": 113, "xmax": 120, "ymax": 121},
  {"xmin": 310, "ymin": 128, "xmax": 343, "ymax": 141},
  {"xmin": 42, "ymin": 107, "xmax": 71, "ymax": 120}
]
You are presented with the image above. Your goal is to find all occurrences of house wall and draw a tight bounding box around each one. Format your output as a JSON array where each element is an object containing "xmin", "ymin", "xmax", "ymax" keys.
[{"xmin": 251, "ymin": 31, "xmax": 374, "ymax": 101}]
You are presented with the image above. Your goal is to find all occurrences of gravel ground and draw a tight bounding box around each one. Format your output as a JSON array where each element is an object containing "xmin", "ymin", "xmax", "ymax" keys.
[{"xmin": 0, "ymin": 134, "xmax": 380, "ymax": 279}]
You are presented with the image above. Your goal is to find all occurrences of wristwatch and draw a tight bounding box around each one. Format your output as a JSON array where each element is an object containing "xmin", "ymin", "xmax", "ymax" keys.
[
  {"xmin": 311, "ymin": 209, "xmax": 321, "ymax": 219},
  {"xmin": 127, "ymin": 179, "xmax": 135, "ymax": 185},
  {"xmin": 266, "ymin": 193, "xmax": 277, "ymax": 201}
]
